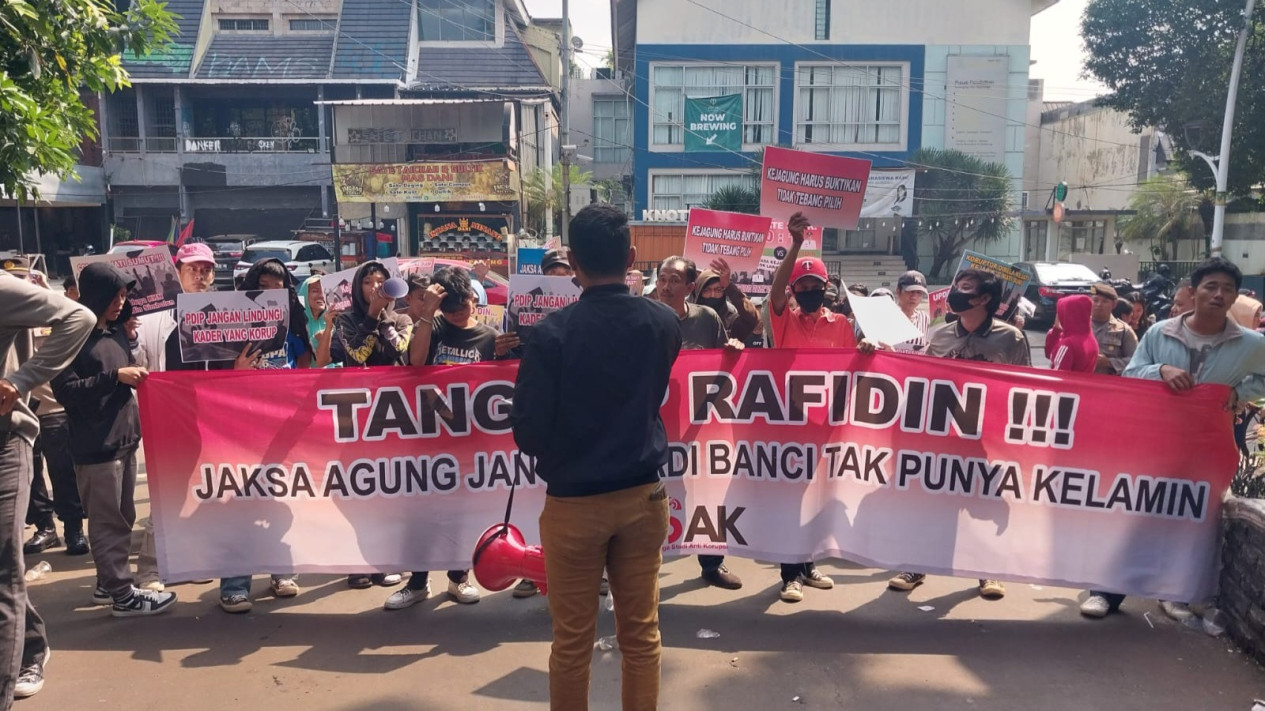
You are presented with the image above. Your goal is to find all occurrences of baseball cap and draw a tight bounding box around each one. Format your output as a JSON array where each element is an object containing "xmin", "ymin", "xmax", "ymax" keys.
[
  {"xmin": 540, "ymin": 248, "xmax": 570, "ymax": 272},
  {"xmin": 872, "ymin": 287, "xmax": 895, "ymax": 300},
  {"xmin": 1, "ymin": 256, "xmax": 30, "ymax": 275},
  {"xmin": 897, "ymin": 270, "xmax": 928, "ymax": 294},
  {"xmin": 175, "ymin": 242, "xmax": 216, "ymax": 267},
  {"xmin": 1091, "ymin": 282, "xmax": 1119, "ymax": 301},
  {"xmin": 790, "ymin": 257, "xmax": 829, "ymax": 287}
]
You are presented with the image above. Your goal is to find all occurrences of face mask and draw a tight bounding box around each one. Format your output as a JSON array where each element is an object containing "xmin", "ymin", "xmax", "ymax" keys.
[
  {"xmin": 698, "ymin": 296, "xmax": 727, "ymax": 314},
  {"xmin": 947, "ymin": 288, "xmax": 979, "ymax": 314},
  {"xmin": 795, "ymin": 289, "xmax": 827, "ymax": 314}
]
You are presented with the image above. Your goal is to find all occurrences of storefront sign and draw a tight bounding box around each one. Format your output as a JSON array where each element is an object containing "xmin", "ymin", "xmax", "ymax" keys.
[
  {"xmin": 333, "ymin": 160, "xmax": 520, "ymax": 203},
  {"xmin": 346, "ymin": 128, "xmax": 458, "ymax": 144}
]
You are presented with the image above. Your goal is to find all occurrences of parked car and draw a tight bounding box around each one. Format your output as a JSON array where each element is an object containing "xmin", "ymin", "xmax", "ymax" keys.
[
  {"xmin": 1016, "ymin": 261, "xmax": 1102, "ymax": 327},
  {"xmin": 109, "ymin": 240, "xmax": 178, "ymax": 257},
  {"xmin": 203, "ymin": 234, "xmax": 258, "ymax": 290},
  {"xmin": 234, "ymin": 240, "xmax": 337, "ymax": 286}
]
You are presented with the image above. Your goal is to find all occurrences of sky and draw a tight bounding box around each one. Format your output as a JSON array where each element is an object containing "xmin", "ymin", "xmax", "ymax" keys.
[{"xmin": 522, "ymin": 0, "xmax": 1108, "ymax": 102}]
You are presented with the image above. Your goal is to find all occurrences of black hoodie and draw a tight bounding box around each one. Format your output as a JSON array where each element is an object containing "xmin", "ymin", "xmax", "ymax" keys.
[
  {"xmin": 239, "ymin": 258, "xmax": 314, "ymax": 361},
  {"xmin": 51, "ymin": 263, "xmax": 141, "ymax": 465},
  {"xmin": 329, "ymin": 261, "xmax": 412, "ymax": 367}
]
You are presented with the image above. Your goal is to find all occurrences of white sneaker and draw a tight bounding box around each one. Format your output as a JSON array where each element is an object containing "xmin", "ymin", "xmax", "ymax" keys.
[
  {"xmin": 448, "ymin": 579, "xmax": 481, "ymax": 604},
  {"xmin": 112, "ymin": 588, "xmax": 177, "ymax": 618},
  {"xmin": 91, "ymin": 585, "xmax": 112, "ymax": 606},
  {"xmin": 384, "ymin": 583, "xmax": 429, "ymax": 610},
  {"xmin": 1080, "ymin": 594, "xmax": 1111, "ymax": 619},
  {"xmin": 1159, "ymin": 600, "xmax": 1194, "ymax": 621}
]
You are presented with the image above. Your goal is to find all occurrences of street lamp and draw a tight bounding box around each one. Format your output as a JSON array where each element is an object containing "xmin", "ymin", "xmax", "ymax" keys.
[{"xmin": 1185, "ymin": 0, "xmax": 1257, "ymax": 257}]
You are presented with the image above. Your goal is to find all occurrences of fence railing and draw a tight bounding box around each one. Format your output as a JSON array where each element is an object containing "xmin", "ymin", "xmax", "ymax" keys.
[{"xmin": 106, "ymin": 136, "xmax": 321, "ymax": 154}]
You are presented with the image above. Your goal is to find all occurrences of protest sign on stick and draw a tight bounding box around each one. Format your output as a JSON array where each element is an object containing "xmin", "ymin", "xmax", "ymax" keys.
[
  {"xmin": 175, "ymin": 289, "xmax": 289, "ymax": 363},
  {"xmin": 760, "ymin": 146, "xmax": 871, "ymax": 229},
  {"xmin": 71, "ymin": 246, "xmax": 182, "ymax": 316}
]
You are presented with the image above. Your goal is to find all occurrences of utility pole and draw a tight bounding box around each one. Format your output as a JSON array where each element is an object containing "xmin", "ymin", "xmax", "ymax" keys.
[
  {"xmin": 1192, "ymin": 0, "xmax": 1257, "ymax": 257},
  {"xmin": 559, "ymin": 0, "xmax": 572, "ymax": 245}
]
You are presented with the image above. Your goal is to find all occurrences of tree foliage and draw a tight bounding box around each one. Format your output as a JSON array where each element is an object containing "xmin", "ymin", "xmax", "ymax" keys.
[
  {"xmin": 1117, "ymin": 175, "xmax": 1207, "ymax": 261},
  {"xmin": 522, "ymin": 163, "xmax": 592, "ymax": 235},
  {"xmin": 1082, "ymin": 0, "xmax": 1265, "ymax": 196},
  {"xmin": 704, "ymin": 184, "xmax": 760, "ymax": 214},
  {"xmin": 911, "ymin": 148, "xmax": 1014, "ymax": 279},
  {"xmin": 0, "ymin": 0, "xmax": 176, "ymax": 200}
]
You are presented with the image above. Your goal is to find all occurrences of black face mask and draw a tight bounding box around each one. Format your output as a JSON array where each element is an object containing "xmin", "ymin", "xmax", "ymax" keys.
[
  {"xmin": 947, "ymin": 288, "xmax": 980, "ymax": 314},
  {"xmin": 698, "ymin": 296, "xmax": 727, "ymax": 314},
  {"xmin": 795, "ymin": 289, "xmax": 827, "ymax": 314}
]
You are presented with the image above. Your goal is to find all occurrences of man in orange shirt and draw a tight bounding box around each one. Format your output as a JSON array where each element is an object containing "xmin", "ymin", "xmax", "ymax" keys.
[
  {"xmin": 768, "ymin": 213, "xmax": 857, "ymax": 351},
  {"xmin": 766, "ymin": 212, "xmax": 850, "ymax": 602}
]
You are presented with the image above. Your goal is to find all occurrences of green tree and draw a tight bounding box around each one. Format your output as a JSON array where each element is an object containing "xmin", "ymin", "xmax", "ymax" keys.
[
  {"xmin": 1082, "ymin": 0, "xmax": 1265, "ymax": 196},
  {"xmin": 0, "ymin": 0, "xmax": 176, "ymax": 200},
  {"xmin": 703, "ymin": 184, "xmax": 760, "ymax": 214},
  {"xmin": 1117, "ymin": 175, "xmax": 1207, "ymax": 261},
  {"xmin": 912, "ymin": 148, "xmax": 1014, "ymax": 279},
  {"xmin": 522, "ymin": 163, "xmax": 592, "ymax": 235}
]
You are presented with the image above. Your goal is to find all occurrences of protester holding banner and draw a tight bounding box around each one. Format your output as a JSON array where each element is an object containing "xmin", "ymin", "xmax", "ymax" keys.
[
  {"xmin": 888, "ymin": 267, "xmax": 1030, "ymax": 600},
  {"xmin": 766, "ymin": 212, "xmax": 847, "ymax": 602},
  {"xmin": 691, "ymin": 259, "xmax": 759, "ymax": 344},
  {"xmin": 1088, "ymin": 282, "xmax": 1138, "ymax": 375},
  {"xmin": 1083, "ymin": 257, "xmax": 1265, "ymax": 621},
  {"xmin": 302, "ymin": 276, "xmax": 343, "ymax": 369},
  {"xmin": 511, "ymin": 204, "xmax": 680, "ymax": 711},
  {"xmin": 238, "ymin": 259, "xmax": 313, "ymax": 370},
  {"xmin": 0, "ymin": 267, "xmax": 93, "ymax": 701},
  {"xmin": 1043, "ymin": 295, "xmax": 1099, "ymax": 373},
  {"xmin": 330, "ymin": 261, "xmax": 412, "ymax": 368},
  {"xmin": 51, "ymin": 264, "xmax": 177, "ymax": 618}
]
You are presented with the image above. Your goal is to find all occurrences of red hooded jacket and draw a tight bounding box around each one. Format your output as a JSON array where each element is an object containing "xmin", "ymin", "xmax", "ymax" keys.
[{"xmin": 1044, "ymin": 295, "xmax": 1098, "ymax": 373}]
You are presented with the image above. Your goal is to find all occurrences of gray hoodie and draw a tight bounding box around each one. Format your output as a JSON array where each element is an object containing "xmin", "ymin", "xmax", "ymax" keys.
[{"xmin": 0, "ymin": 273, "xmax": 94, "ymax": 444}]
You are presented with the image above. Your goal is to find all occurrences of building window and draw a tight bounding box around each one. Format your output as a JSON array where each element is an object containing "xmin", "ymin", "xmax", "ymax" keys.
[
  {"xmin": 289, "ymin": 18, "xmax": 336, "ymax": 32},
  {"xmin": 651, "ymin": 63, "xmax": 776, "ymax": 147},
  {"xmin": 592, "ymin": 98, "xmax": 631, "ymax": 164},
  {"xmin": 1070, "ymin": 220, "xmax": 1107, "ymax": 254},
  {"xmin": 106, "ymin": 89, "xmax": 140, "ymax": 152},
  {"xmin": 814, "ymin": 0, "xmax": 831, "ymax": 40},
  {"xmin": 419, "ymin": 0, "xmax": 495, "ymax": 42},
  {"xmin": 795, "ymin": 63, "xmax": 904, "ymax": 147},
  {"xmin": 1025, "ymin": 220, "xmax": 1048, "ymax": 262},
  {"xmin": 145, "ymin": 88, "xmax": 176, "ymax": 152},
  {"xmin": 843, "ymin": 220, "xmax": 879, "ymax": 251},
  {"xmin": 650, "ymin": 172, "xmax": 755, "ymax": 211},
  {"xmin": 218, "ymin": 18, "xmax": 270, "ymax": 31}
]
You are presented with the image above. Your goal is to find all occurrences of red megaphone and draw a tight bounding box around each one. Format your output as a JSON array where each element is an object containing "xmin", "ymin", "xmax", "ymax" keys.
[{"xmin": 472, "ymin": 523, "xmax": 548, "ymax": 595}]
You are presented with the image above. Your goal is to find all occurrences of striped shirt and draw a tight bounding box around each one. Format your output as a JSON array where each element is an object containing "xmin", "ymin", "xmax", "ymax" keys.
[{"xmin": 892, "ymin": 309, "xmax": 931, "ymax": 352}]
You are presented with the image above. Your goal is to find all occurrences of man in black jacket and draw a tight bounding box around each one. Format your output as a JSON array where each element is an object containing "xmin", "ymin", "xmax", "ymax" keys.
[
  {"xmin": 52, "ymin": 264, "xmax": 177, "ymax": 618},
  {"xmin": 511, "ymin": 204, "xmax": 681, "ymax": 711}
]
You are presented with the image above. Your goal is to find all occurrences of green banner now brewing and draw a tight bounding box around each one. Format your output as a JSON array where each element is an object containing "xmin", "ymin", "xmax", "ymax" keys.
[{"xmin": 684, "ymin": 94, "xmax": 743, "ymax": 152}]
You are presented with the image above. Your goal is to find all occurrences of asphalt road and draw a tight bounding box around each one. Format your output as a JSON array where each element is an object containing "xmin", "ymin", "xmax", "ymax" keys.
[{"xmin": 15, "ymin": 460, "xmax": 1265, "ymax": 711}]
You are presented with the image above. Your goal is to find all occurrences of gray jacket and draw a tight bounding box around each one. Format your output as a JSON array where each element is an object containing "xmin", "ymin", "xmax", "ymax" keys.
[{"xmin": 0, "ymin": 273, "xmax": 94, "ymax": 444}]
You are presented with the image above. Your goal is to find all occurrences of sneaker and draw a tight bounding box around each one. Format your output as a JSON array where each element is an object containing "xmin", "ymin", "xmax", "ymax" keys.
[
  {"xmin": 111, "ymin": 588, "xmax": 177, "ymax": 617},
  {"xmin": 13, "ymin": 654, "xmax": 46, "ymax": 699},
  {"xmin": 219, "ymin": 594, "xmax": 252, "ymax": 613},
  {"xmin": 140, "ymin": 580, "xmax": 165, "ymax": 593},
  {"xmin": 448, "ymin": 579, "xmax": 481, "ymax": 604},
  {"xmin": 384, "ymin": 583, "xmax": 430, "ymax": 610},
  {"xmin": 91, "ymin": 585, "xmax": 112, "ymax": 606},
  {"xmin": 1080, "ymin": 594, "xmax": 1112, "ymax": 619},
  {"xmin": 372, "ymin": 573, "xmax": 403, "ymax": 587},
  {"xmin": 979, "ymin": 579, "xmax": 1006, "ymax": 600},
  {"xmin": 599, "ymin": 577, "xmax": 610, "ymax": 596},
  {"xmin": 64, "ymin": 530, "xmax": 89, "ymax": 556},
  {"xmin": 1159, "ymin": 600, "xmax": 1194, "ymax": 621},
  {"xmin": 22, "ymin": 529, "xmax": 60, "ymax": 555},
  {"xmin": 347, "ymin": 574, "xmax": 372, "ymax": 589},
  {"xmin": 888, "ymin": 572, "xmax": 926, "ymax": 592},
  {"xmin": 779, "ymin": 578, "xmax": 804, "ymax": 603},
  {"xmin": 270, "ymin": 578, "xmax": 299, "ymax": 598},
  {"xmin": 701, "ymin": 565, "xmax": 744, "ymax": 590},
  {"xmin": 801, "ymin": 566, "xmax": 834, "ymax": 590},
  {"xmin": 512, "ymin": 580, "xmax": 540, "ymax": 598}
]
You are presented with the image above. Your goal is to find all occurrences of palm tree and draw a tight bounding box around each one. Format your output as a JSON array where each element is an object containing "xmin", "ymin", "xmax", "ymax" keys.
[
  {"xmin": 704, "ymin": 185, "xmax": 760, "ymax": 214},
  {"xmin": 522, "ymin": 164, "xmax": 592, "ymax": 235},
  {"xmin": 1117, "ymin": 175, "xmax": 1206, "ymax": 261},
  {"xmin": 912, "ymin": 148, "xmax": 1014, "ymax": 278}
]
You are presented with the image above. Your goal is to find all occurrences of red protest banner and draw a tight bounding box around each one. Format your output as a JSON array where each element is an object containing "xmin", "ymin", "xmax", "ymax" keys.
[
  {"xmin": 140, "ymin": 350, "xmax": 1235, "ymax": 602},
  {"xmin": 684, "ymin": 208, "xmax": 773, "ymax": 292},
  {"xmin": 760, "ymin": 146, "xmax": 872, "ymax": 229}
]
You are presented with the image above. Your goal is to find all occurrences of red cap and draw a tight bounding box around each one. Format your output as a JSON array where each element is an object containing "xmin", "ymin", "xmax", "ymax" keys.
[{"xmin": 790, "ymin": 257, "xmax": 829, "ymax": 286}]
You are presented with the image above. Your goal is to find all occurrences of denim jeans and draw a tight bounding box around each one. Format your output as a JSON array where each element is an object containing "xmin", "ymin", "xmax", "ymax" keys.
[
  {"xmin": 0, "ymin": 434, "xmax": 48, "ymax": 709},
  {"xmin": 221, "ymin": 575, "xmax": 297, "ymax": 597},
  {"xmin": 539, "ymin": 482, "xmax": 669, "ymax": 711}
]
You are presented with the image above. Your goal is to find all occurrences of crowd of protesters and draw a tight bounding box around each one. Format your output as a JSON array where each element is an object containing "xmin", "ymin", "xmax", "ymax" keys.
[{"xmin": 2, "ymin": 205, "xmax": 1264, "ymax": 708}]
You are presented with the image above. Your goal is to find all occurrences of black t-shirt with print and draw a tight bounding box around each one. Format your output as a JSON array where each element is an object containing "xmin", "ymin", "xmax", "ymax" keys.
[{"xmin": 427, "ymin": 317, "xmax": 499, "ymax": 365}]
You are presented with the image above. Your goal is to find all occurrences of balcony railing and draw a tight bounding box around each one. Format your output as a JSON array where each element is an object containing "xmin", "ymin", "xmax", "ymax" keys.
[{"xmin": 182, "ymin": 137, "xmax": 321, "ymax": 154}]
